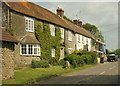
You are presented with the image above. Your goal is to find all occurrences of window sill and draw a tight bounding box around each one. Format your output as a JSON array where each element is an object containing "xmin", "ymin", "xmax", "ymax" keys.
[
  {"xmin": 26, "ymin": 30, "xmax": 34, "ymax": 33},
  {"xmin": 68, "ymin": 39, "xmax": 72, "ymax": 42},
  {"xmin": 20, "ymin": 55, "xmax": 40, "ymax": 57}
]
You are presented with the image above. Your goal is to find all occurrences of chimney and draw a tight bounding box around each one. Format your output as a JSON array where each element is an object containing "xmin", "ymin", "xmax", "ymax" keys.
[
  {"xmin": 78, "ymin": 21, "xmax": 82, "ymax": 27},
  {"xmin": 57, "ymin": 8, "xmax": 64, "ymax": 18},
  {"xmin": 73, "ymin": 20, "xmax": 82, "ymax": 27},
  {"xmin": 73, "ymin": 20, "xmax": 79, "ymax": 25}
]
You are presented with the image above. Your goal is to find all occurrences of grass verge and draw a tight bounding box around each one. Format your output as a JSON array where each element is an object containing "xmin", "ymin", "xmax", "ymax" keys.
[{"xmin": 3, "ymin": 64, "xmax": 98, "ymax": 84}]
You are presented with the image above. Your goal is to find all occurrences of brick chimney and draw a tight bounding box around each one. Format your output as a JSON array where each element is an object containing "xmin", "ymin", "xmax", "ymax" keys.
[
  {"xmin": 73, "ymin": 20, "xmax": 82, "ymax": 27},
  {"xmin": 57, "ymin": 8, "xmax": 64, "ymax": 18},
  {"xmin": 78, "ymin": 21, "xmax": 82, "ymax": 27}
]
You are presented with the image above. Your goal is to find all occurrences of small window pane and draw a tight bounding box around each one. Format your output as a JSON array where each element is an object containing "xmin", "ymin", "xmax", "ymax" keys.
[
  {"xmin": 28, "ymin": 44, "xmax": 32, "ymax": 54},
  {"xmin": 21, "ymin": 44, "xmax": 26, "ymax": 54}
]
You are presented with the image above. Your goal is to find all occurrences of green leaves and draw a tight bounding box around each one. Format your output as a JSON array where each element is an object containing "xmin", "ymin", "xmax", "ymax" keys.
[
  {"xmin": 35, "ymin": 24, "xmax": 61, "ymax": 64},
  {"xmin": 82, "ymin": 23, "xmax": 104, "ymax": 42}
]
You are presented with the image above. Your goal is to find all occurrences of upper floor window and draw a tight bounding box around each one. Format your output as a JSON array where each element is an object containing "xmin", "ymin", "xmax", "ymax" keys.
[
  {"xmin": 60, "ymin": 27, "xmax": 64, "ymax": 39},
  {"xmin": 78, "ymin": 35, "xmax": 80, "ymax": 42},
  {"xmin": 21, "ymin": 44, "xmax": 40, "ymax": 56},
  {"xmin": 50, "ymin": 24, "xmax": 55, "ymax": 36},
  {"xmin": 25, "ymin": 17, "xmax": 34, "ymax": 32},
  {"xmin": 52, "ymin": 48, "xmax": 55, "ymax": 57},
  {"xmin": 68, "ymin": 31, "xmax": 72, "ymax": 41},
  {"xmin": 86, "ymin": 38, "xmax": 88, "ymax": 44},
  {"xmin": 82, "ymin": 36, "xmax": 84, "ymax": 44}
]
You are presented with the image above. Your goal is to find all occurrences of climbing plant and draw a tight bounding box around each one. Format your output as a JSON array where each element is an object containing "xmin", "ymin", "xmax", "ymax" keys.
[{"xmin": 35, "ymin": 24, "xmax": 61, "ymax": 64}]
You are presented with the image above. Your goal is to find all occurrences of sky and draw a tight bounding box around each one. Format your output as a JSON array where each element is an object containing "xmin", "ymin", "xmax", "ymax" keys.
[{"xmin": 32, "ymin": 1, "xmax": 118, "ymax": 51}]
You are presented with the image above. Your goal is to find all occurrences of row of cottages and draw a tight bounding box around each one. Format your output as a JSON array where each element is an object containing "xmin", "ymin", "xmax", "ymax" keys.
[{"xmin": 1, "ymin": 1, "xmax": 105, "ymax": 80}]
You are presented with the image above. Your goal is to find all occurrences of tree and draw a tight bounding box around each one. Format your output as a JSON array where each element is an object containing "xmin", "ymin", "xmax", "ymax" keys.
[
  {"xmin": 82, "ymin": 23, "xmax": 104, "ymax": 42},
  {"xmin": 114, "ymin": 49, "xmax": 120, "ymax": 58}
]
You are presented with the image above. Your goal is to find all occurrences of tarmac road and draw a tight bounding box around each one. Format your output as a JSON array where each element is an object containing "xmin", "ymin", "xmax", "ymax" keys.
[{"xmin": 38, "ymin": 60, "xmax": 119, "ymax": 84}]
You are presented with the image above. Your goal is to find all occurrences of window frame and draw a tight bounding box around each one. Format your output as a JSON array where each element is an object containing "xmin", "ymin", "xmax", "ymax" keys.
[
  {"xmin": 25, "ymin": 17, "xmax": 34, "ymax": 32},
  {"xmin": 68, "ymin": 30, "xmax": 72, "ymax": 41},
  {"xmin": 68, "ymin": 48, "xmax": 73, "ymax": 54},
  {"xmin": 60, "ymin": 27, "xmax": 64, "ymax": 39},
  {"xmin": 82, "ymin": 36, "xmax": 84, "ymax": 44},
  {"xmin": 51, "ymin": 48, "xmax": 55, "ymax": 57},
  {"xmin": 20, "ymin": 44, "xmax": 40, "ymax": 56},
  {"xmin": 49, "ymin": 24, "xmax": 55, "ymax": 36},
  {"xmin": 78, "ymin": 34, "xmax": 80, "ymax": 42}
]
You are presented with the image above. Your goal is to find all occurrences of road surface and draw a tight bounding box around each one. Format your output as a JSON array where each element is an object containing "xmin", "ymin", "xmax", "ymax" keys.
[{"xmin": 38, "ymin": 61, "xmax": 119, "ymax": 84}]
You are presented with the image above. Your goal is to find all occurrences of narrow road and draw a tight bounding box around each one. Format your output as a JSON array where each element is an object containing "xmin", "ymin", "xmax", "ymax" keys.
[{"xmin": 39, "ymin": 61, "xmax": 119, "ymax": 84}]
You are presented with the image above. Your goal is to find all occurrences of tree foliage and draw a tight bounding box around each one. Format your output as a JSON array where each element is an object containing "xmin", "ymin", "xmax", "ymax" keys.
[
  {"xmin": 114, "ymin": 49, "xmax": 120, "ymax": 58},
  {"xmin": 82, "ymin": 23, "xmax": 104, "ymax": 42}
]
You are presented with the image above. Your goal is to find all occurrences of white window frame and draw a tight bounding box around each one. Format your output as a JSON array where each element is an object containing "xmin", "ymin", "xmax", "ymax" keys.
[
  {"xmin": 20, "ymin": 44, "xmax": 40, "ymax": 56},
  {"xmin": 68, "ymin": 48, "xmax": 73, "ymax": 54},
  {"xmin": 52, "ymin": 48, "xmax": 55, "ymax": 57},
  {"xmin": 78, "ymin": 35, "xmax": 80, "ymax": 42},
  {"xmin": 25, "ymin": 17, "xmax": 34, "ymax": 32},
  {"xmin": 49, "ymin": 24, "xmax": 55, "ymax": 36},
  {"xmin": 68, "ymin": 31, "xmax": 72, "ymax": 41},
  {"xmin": 60, "ymin": 27, "xmax": 64, "ymax": 39},
  {"xmin": 82, "ymin": 36, "xmax": 84, "ymax": 44},
  {"xmin": 86, "ymin": 38, "xmax": 88, "ymax": 44}
]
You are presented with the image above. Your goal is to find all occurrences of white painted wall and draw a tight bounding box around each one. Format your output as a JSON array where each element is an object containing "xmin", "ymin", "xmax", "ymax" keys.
[{"xmin": 75, "ymin": 34, "xmax": 92, "ymax": 51}]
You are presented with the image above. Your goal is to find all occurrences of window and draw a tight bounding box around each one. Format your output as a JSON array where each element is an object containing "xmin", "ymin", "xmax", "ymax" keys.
[
  {"xmin": 52, "ymin": 48, "xmax": 55, "ymax": 57},
  {"xmin": 21, "ymin": 44, "xmax": 40, "ymax": 56},
  {"xmin": 25, "ymin": 17, "xmax": 34, "ymax": 32},
  {"xmin": 78, "ymin": 35, "xmax": 80, "ymax": 42},
  {"xmin": 60, "ymin": 28, "xmax": 64, "ymax": 39},
  {"xmin": 50, "ymin": 24, "xmax": 55, "ymax": 36},
  {"xmin": 68, "ymin": 48, "xmax": 72, "ymax": 54},
  {"xmin": 86, "ymin": 38, "xmax": 88, "ymax": 44},
  {"xmin": 68, "ymin": 31, "xmax": 72, "ymax": 41},
  {"xmin": 82, "ymin": 36, "xmax": 84, "ymax": 44}
]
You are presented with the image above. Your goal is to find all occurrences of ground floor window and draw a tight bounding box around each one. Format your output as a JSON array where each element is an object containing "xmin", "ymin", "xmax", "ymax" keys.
[
  {"xmin": 52, "ymin": 48, "xmax": 55, "ymax": 57},
  {"xmin": 21, "ymin": 44, "xmax": 40, "ymax": 56},
  {"xmin": 68, "ymin": 48, "xmax": 73, "ymax": 54}
]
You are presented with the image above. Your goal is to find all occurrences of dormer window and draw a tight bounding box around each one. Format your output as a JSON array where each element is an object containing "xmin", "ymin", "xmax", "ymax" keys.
[
  {"xmin": 49, "ymin": 24, "xmax": 55, "ymax": 36},
  {"xmin": 25, "ymin": 17, "xmax": 34, "ymax": 32}
]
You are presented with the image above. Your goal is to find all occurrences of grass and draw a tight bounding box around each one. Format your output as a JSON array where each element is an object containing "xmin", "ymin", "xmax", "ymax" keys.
[{"xmin": 3, "ymin": 64, "xmax": 98, "ymax": 84}]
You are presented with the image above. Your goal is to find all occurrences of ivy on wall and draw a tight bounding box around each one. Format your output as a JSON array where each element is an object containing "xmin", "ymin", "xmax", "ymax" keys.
[{"xmin": 35, "ymin": 24, "xmax": 61, "ymax": 64}]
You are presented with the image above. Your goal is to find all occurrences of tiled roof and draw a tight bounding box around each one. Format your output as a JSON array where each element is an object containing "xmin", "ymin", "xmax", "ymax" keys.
[
  {"xmin": 20, "ymin": 36, "xmax": 40, "ymax": 44},
  {"xmin": 0, "ymin": 28, "xmax": 18, "ymax": 43},
  {"xmin": 5, "ymin": 1, "xmax": 95, "ymax": 39},
  {"xmin": 5, "ymin": 1, "xmax": 69, "ymax": 29},
  {"xmin": 63, "ymin": 19, "xmax": 95, "ymax": 38}
]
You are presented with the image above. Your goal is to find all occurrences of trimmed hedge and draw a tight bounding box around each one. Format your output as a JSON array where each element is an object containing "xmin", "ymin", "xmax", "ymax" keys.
[{"xmin": 31, "ymin": 60, "xmax": 49, "ymax": 68}]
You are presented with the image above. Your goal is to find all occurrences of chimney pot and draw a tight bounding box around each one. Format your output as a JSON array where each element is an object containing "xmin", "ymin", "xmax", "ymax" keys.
[
  {"xmin": 57, "ymin": 8, "xmax": 64, "ymax": 18},
  {"xmin": 73, "ymin": 20, "xmax": 82, "ymax": 27}
]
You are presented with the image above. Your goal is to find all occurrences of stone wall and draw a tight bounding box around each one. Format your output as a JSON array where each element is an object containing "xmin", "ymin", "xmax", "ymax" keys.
[
  {"xmin": 65, "ymin": 30, "xmax": 76, "ymax": 53},
  {"xmin": 1, "ymin": 42, "xmax": 15, "ymax": 80}
]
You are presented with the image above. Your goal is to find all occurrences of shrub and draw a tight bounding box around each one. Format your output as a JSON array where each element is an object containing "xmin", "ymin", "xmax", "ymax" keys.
[
  {"xmin": 81, "ymin": 55, "xmax": 95, "ymax": 64},
  {"xmin": 31, "ymin": 60, "xmax": 49, "ymax": 68},
  {"xmin": 75, "ymin": 55, "xmax": 85, "ymax": 67},
  {"xmin": 53, "ymin": 59, "xmax": 66, "ymax": 68},
  {"xmin": 64, "ymin": 54, "xmax": 78, "ymax": 68}
]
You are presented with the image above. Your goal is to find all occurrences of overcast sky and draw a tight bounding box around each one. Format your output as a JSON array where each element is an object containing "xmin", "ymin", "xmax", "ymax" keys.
[{"xmin": 33, "ymin": 1, "xmax": 118, "ymax": 51}]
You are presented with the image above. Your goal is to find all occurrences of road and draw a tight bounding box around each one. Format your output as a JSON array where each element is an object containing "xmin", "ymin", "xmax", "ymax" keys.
[{"xmin": 38, "ymin": 61, "xmax": 119, "ymax": 84}]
